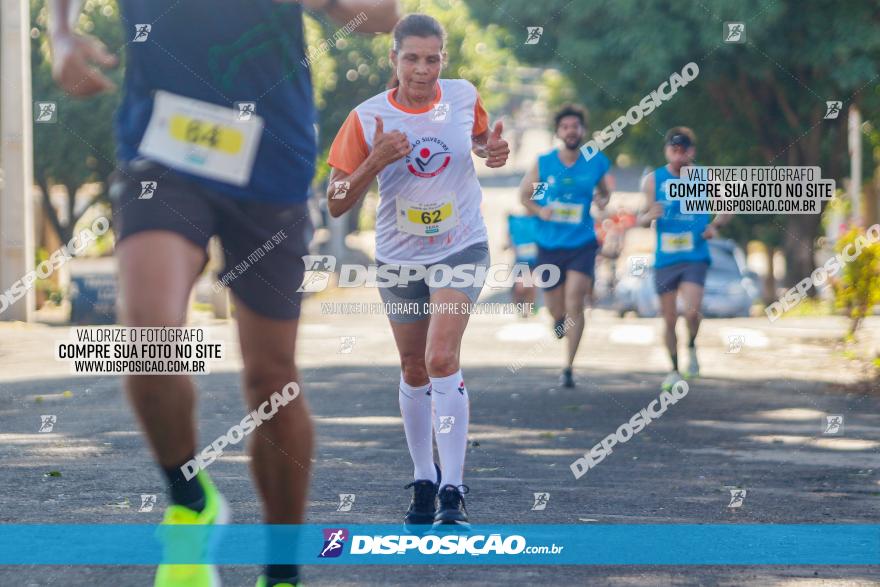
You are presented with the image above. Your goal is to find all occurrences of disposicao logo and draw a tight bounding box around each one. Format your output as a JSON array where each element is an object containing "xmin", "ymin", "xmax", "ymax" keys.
[{"xmin": 318, "ymin": 528, "xmax": 348, "ymax": 558}]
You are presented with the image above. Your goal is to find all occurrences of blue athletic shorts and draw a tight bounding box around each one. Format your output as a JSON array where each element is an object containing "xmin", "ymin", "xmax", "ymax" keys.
[
  {"xmin": 654, "ymin": 261, "xmax": 709, "ymax": 295},
  {"xmin": 535, "ymin": 240, "xmax": 599, "ymax": 291}
]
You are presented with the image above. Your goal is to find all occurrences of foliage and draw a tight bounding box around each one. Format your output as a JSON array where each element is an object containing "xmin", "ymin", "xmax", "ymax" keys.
[
  {"xmin": 466, "ymin": 0, "xmax": 880, "ymax": 281},
  {"xmin": 30, "ymin": 0, "xmax": 124, "ymax": 243},
  {"xmin": 831, "ymin": 225, "xmax": 880, "ymax": 335}
]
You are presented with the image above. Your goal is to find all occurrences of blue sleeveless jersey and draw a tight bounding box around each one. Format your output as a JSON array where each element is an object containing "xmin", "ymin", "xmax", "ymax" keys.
[
  {"xmin": 116, "ymin": 0, "xmax": 315, "ymax": 203},
  {"xmin": 534, "ymin": 149, "xmax": 610, "ymax": 250},
  {"xmin": 507, "ymin": 214, "xmax": 539, "ymax": 263},
  {"xmin": 654, "ymin": 166, "xmax": 711, "ymax": 268}
]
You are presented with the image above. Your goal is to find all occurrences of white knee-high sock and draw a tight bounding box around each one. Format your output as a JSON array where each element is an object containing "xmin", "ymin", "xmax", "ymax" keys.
[
  {"xmin": 398, "ymin": 375, "xmax": 436, "ymax": 482},
  {"xmin": 430, "ymin": 371, "xmax": 469, "ymax": 487}
]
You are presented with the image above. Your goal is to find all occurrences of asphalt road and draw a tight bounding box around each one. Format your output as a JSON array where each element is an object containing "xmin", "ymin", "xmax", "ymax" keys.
[{"xmin": 2, "ymin": 280, "xmax": 880, "ymax": 586}]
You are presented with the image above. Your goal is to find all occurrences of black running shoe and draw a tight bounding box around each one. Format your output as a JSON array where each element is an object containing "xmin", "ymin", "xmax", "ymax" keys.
[
  {"xmin": 553, "ymin": 317, "xmax": 567, "ymax": 339},
  {"xmin": 433, "ymin": 484, "xmax": 470, "ymax": 529},
  {"xmin": 560, "ymin": 367, "xmax": 575, "ymax": 388},
  {"xmin": 404, "ymin": 464, "xmax": 441, "ymax": 531}
]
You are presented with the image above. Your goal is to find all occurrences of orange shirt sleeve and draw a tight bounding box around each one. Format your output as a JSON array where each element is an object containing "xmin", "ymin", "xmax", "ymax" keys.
[
  {"xmin": 328, "ymin": 110, "xmax": 370, "ymax": 175},
  {"xmin": 472, "ymin": 93, "xmax": 489, "ymax": 136}
]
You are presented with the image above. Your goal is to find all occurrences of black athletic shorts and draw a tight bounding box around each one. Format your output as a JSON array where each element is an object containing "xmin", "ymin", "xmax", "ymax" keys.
[
  {"xmin": 109, "ymin": 159, "xmax": 311, "ymax": 320},
  {"xmin": 535, "ymin": 240, "xmax": 599, "ymax": 291}
]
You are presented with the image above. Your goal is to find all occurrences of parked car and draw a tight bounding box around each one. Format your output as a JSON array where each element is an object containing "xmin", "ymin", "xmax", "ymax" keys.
[{"xmin": 614, "ymin": 239, "xmax": 760, "ymax": 318}]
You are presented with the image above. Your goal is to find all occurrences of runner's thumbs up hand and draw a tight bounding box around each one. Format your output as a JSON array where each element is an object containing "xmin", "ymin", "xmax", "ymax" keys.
[
  {"xmin": 485, "ymin": 120, "xmax": 510, "ymax": 168},
  {"xmin": 370, "ymin": 116, "xmax": 411, "ymax": 168}
]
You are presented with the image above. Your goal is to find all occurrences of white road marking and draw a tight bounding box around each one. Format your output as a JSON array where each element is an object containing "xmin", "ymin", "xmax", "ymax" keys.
[
  {"xmin": 608, "ymin": 325, "xmax": 656, "ymax": 345},
  {"xmin": 495, "ymin": 322, "xmax": 548, "ymax": 342}
]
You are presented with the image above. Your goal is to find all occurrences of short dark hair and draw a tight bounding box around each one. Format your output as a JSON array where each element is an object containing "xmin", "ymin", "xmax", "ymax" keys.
[
  {"xmin": 664, "ymin": 126, "xmax": 696, "ymax": 148},
  {"xmin": 554, "ymin": 104, "xmax": 588, "ymax": 130},
  {"xmin": 388, "ymin": 14, "xmax": 446, "ymax": 89},
  {"xmin": 392, "ymin": 13, "xmax": 446, "ymax": 52}
]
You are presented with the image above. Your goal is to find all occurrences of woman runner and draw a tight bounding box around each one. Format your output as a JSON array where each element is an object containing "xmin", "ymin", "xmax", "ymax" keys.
[{"xmin": 325, "ymin": 13, "xmax": 509, "ymax": 529}]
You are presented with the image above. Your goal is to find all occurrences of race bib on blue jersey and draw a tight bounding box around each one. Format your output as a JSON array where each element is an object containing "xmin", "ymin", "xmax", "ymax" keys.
[{"xmin": 139, "ymin": 91, "xmax": 263, "ymax": 186}]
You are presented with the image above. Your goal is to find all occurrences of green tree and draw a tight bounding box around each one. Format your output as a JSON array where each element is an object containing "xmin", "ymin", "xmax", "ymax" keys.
[
  {"xmin": 862, "ymin": 103, "xmax": 880, "ymax": 226},
  {"xmin": 467, "ymin": 0, "xmax": 880, "ymax": 287},
  {"xmin": 30, "ymin": 0, "xmax": 123, "ymax": 243},
  {"xmin": 832, "ymin": 225, "xmax": 880, "ymax": 336}
]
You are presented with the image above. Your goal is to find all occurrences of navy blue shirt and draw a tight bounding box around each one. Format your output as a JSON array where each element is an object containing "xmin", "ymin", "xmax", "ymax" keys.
[{"xmin": 116, "ymin": 0, "xmax": 316, "ymax": 203}]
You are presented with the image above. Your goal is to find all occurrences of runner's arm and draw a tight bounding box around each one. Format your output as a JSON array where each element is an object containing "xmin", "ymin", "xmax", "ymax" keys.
[
  {"xmin": 327, "ymin": 113, "xmax": 409, "ymax": 217},
  {"xmin": 287, "ymin": 0, "xmax": 400, "ymax": 33},
  {"xmin": 48, "ymin": 0, "xmax": 79, "ymax": 34},
  {"xmin": 703, "ymin": 212, "xmax": 733, "ymax": 239},
  {"xmin": 472, "ymin": 121, "xmax": 509, "ymax": 168},
  {"xmin": 709, "ymin": 213, "xmax": 733, "ymax": 229},
  {"xmin": 326, "ymin": 161, "xmax": 382, "ymax": 218},
  {"xmin": 470, "ymin": 96, "xmax": 509, "ymax": 167},
  {"xmin": 472, "ymin": 131, "xmax": 489, "ymax": 158},
  {"xmin": 594, "ymin": 175, "xmax": 612, "ymax": 211},
  {"xmin": 49, "ymin": 0, "xmax": 118, "ymax": 96},
  {"xmin": 518, "ymin": 163, "xmax": 544, "ymax": 216},
  {"xmin": 636, "ymin": 172, "xmax": 662, "ymax": 227}
]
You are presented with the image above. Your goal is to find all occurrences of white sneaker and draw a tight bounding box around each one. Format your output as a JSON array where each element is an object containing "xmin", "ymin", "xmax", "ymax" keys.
[
  {"xmin": 685, "ymin": 347, "xmax": 700, "ymax": 379},
  {"xmin": 661, "ymin": 370, "xmax": 683, "ymax": 391}
]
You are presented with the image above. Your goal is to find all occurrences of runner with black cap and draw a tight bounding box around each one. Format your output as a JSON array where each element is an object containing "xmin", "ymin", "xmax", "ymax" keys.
[{"xmin": 638, "ymin": 127, "xmax": 731, "ymax": 391}]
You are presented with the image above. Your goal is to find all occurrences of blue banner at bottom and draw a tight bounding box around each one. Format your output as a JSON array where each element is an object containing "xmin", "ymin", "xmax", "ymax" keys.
[{"xmin": 0, "ymin": 525, "xmax": 877, "ymax": 565}]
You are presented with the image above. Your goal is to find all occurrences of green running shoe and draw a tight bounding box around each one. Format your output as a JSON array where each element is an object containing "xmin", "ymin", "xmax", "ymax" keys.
[{"xmin": 154, "ymin": 471, "xmax": 230, "ymax": 587}]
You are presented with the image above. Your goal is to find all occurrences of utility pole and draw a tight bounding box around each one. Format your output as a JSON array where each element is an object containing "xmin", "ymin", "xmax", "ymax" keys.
[
  {"xmin": 848, "ymin": 104, "xmax": 862, "ymax": 227},
  {"xmin": 0, "ymin": 0, "xmax": 35, "ymax": 322}
]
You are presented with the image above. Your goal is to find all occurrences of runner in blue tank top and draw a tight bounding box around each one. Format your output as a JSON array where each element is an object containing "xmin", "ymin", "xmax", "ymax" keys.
[
  {"xmin": 519, "ymin": 104, "xmax": 612, "ymax": 388},
  {"xmin": 506, "ymin": 212, "xmax": 540, "ymax": 316},
  {"xmin": 638, "ymin": 128, "xmax": 730, "ymax": 391}
]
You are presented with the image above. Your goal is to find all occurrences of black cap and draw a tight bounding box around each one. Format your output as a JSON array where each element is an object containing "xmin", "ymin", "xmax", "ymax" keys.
[{"xmin": 666, "ymin": 133, "xmax": 692, "ymax": 149}]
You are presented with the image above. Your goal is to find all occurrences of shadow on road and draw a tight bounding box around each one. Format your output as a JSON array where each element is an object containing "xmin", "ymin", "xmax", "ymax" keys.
[{"xmin": 2, "ymin": 365, "xmax": 879, "ymax": 584}]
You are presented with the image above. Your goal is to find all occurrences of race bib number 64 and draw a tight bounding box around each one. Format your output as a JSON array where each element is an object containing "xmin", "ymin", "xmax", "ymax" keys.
[{"xmin": 138, "ymin": 91, "xmax": 263, "ymax": 186}]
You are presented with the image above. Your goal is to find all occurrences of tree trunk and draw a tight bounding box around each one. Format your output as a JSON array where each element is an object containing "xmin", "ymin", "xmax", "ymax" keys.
[
  {"xmin": 763, "ymin": 246, "xmax": 777, "ymax": 304},
  {"xmin": 781, "ymin": 110, "xmax": 823, "ymax": 291},
  {"xmin": 64, "ymin": 183, "xmax": 78, "ymax": 242},
  {"xmin": 37, "ymin": 177, "xmax": 68, "ymax": 245},
  {"xmin": 782, "ymin": 214, "xmax": 821, "ymax": 290},
  {"xmin": 865, "ymin": 170, "xmax": 880, "ymax": 227}
]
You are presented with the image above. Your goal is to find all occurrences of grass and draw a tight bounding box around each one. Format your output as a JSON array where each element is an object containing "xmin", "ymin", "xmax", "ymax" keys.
[{"xmin": 779, "ymin": 298, "xmax": 835, "ymax": 318}]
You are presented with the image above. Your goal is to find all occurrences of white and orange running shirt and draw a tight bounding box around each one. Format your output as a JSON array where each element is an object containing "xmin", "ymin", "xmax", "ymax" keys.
[{"xmin": 328, "ymin": 78, "xmax": 490, "ymax": 265}]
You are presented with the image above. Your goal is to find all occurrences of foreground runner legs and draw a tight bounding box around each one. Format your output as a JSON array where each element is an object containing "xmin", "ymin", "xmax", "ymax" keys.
[
  {"xmin": 155, "ymin": 472, "xmax": 230, "ymax": 587},
  {"xmin": 326, "ymin": 13, "xmax": 509, "ymax": 531},
  {"xmin": 108, "ymin": 184, "xmax": 318, "ymax": 586},
  {"xmin": 48, "ymin": 0, "xmax": 399, "ymax": 584},
  {"xmin": 637, "ymin": 128, "xmax": 731, "ymax": 391},
  {"xmin": 519, "ymin": 104, "xmax": 613, "ymax": 388}
]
